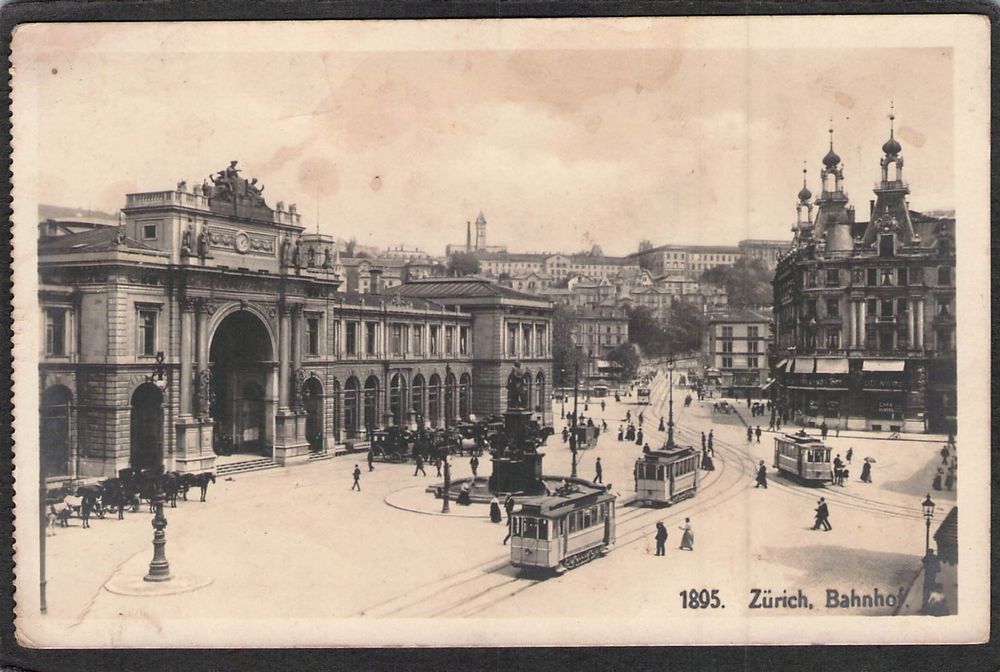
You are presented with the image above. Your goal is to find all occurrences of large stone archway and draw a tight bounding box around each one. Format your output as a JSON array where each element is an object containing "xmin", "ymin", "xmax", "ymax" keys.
[
  {"xmin": 209, "ymin": 309, "xmax": 277, "ymax": 460},
  {"xmin": 130, "ymin": 382, "xmax": 164, "ymax": 471}
]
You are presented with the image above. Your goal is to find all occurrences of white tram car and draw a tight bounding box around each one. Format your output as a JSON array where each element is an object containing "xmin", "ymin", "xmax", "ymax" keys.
[
  {"xmin": 773, "ymin": 431, "xmax": 832, "ymax": 483},
  {"xmin": 509, "ymin": 481, "xmax": 616, "ymax": 571},
  {"xmin": 634, "ymin": 446, "xmax": 700, "ymax": 505}
]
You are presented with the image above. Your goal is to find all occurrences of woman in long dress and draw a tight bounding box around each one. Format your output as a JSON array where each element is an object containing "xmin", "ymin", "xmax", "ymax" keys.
[
  {"xmin": 860, "ymin": 458, "xmax": 873, "ymax": 483},
  {"xmin": 679, "ymin": 517, "xmax": 694, "ymax": 551},
  {"xmin": 489, "ymin": 495, "xmax": 502, "ymax": 523}
]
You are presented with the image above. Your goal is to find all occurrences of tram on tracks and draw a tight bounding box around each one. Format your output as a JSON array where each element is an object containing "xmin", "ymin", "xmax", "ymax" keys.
[
  {"xmin": 634, "ymin": 445, "xmax": 700, "ymax": 506},
  {"xmin": 636, "ymin": 387, "xmax": 651, "ymax": 404},
  {"xmin": 773, "ymin": 430, "xmax": 833, "ymax": 483},
  {"xmin": 509, "ymin": 480, "xmax": 616, "ymax": 572}
]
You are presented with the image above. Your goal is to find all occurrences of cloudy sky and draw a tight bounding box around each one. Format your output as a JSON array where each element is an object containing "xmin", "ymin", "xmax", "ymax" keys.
[{"xmin": 14, "ymin": 19, "xmax": 954, "ymax": 256}]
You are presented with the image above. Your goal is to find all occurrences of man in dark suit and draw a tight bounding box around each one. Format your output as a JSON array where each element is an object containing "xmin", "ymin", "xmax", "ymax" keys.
[
  {"xmin": 352, "ymin": 465, "xmax": 361, "ymax": 491},
  {"xmin": 812, "ymin": 497, "xmax": 831, "ymax": 531}
]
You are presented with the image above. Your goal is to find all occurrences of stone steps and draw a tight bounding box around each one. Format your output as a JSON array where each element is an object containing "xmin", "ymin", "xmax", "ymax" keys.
[{"xmin": 216, "ymin": 457, "xmax": 279, "ymax": 476}]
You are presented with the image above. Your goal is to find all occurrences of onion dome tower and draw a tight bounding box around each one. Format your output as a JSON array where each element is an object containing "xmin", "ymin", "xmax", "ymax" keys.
[
  {"xmin": 814, "ymin": 126, "xmax": 855, "ymax": 252},
  {"xmin": 864, "ymin": 103, "xmax": 915, "ymax": 248},
  {"xmin": 793, "ymin": 162, "xmax": 814, "ymax": 243}
]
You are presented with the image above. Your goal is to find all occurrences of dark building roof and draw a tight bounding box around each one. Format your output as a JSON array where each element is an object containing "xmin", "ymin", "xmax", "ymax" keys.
[
  {"xmin": 705, "ymin": 308, "xmax": 771, "ymax": 324},
  {"xmin": 389, "ymin": 277, "xmax": 552, "ymax": 304},
  {"xmin": 38, "ymin": 226, "xmax": 162, "ymax": 254},
  {"xmin": 934, "ymin": 506, "xmax": 958, "ymax": 564}
]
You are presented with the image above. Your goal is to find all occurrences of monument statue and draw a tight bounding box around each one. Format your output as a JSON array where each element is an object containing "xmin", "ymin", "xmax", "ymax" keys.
[
  {"xmin": 181, "ymin": 225, "xmax": 193, "ymax": 255},
  {"xmin": 197, "ymin": 228, "xmax": 212, "ymax": 258},
  {"xmin": 506, "ymin": 362, "xmax": 529, "ymax": 410}
]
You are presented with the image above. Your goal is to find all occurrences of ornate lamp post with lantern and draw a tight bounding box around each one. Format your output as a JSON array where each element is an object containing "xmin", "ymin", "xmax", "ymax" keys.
[
  {"xmin": 922, "ymin": 493, "xmax": 936, "ymax": 557},
  {"xmin": 144, "ymin": 352, "xmax": 171, "ymax": 582},
  {"xmin": 665, "ymin": 353, "xmax": 676, "ymax": 448}
]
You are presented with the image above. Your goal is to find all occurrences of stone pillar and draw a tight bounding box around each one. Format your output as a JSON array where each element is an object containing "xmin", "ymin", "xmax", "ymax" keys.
[
  {"xmin": 858, "ymin": 301, "xmax": 868, "ymax": 350},
  {"xmin": 196, "ymin": 300, "xmax": 210, "ymax": 383},
  {"xmin": 916, "ymin": 299, "xmax": 925, "ymax": 350},
  {"xmin": 179, "ymin": 300, "xmax": 195, "ymax": 416},
  {"xmin": 907, "ymin": 302, "xmax": 915, "ymax": 350},
  {"xmin": 848, "ymin": 302, "xmax": 856, "ymax": 349},
  {"xmin": 291, "ymin": 303, "xmax": 302, "ymax": 381},
  {"xmin": 278, "ymin": 303, "xmax": 291, "ymax": 410}
]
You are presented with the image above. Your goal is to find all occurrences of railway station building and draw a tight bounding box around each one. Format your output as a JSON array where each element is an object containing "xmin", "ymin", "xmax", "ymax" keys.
[
  {"xmin": 771, "ymin": 119, "xmax": 956, "ymax": 434},
  {"xmin": 37, "ymin": 163, "xmax": 553, "ymax": 481}
]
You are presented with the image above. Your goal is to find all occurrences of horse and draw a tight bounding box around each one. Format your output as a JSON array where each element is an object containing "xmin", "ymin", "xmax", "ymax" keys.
[
  {"xmin": 76, "ymin": 484, "xmax": 106, "ymax": 519},
  {"xmin": 98, "ymin": 478, "xmax": 129, "ymax": 519},
  {"xmin": 181, "ymin": 472, "xmax": 216, "ymax": 502},
  {"xmin": 162, "ymin": 471, "xmax": 184, "ymax": 507}
]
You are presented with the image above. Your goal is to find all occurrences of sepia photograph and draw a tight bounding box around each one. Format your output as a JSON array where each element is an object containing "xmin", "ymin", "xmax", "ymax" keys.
[{"xmin": 8, "ymin": 14, "xmax": 991, "ymax": 648}]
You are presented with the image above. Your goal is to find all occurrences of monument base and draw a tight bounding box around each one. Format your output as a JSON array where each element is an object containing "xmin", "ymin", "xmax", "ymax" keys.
[{"xmin": 489, "ymin": 452, "xmax": 546, "ymax": 496}]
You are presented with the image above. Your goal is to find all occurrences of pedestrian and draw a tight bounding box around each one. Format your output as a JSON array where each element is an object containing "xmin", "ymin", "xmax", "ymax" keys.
[
  {"xmin": 747, "ymin": 425, "xmax": 754, "ymax": 443},
  {"xmin": 658, "ymin": 417, "xmax": 665, "ymax": 432},
  {"xmin": 755, "ymin": 460, "xmax": 768, "ymax": 488},
  {"xmin": 639, "ymin": 412, "xmax": 644, "ymax": 426},
  {"xmin": 502, "ymin": 496, "xmax": 516, "ymax": 545},
  {"xmin": 470, "ymin": 454, "xmax": 479, "ymax": 477},
  {"xmin": 922, "ymin": 549, "xmax": 942, "ymax": 612},
  {"xmin": 562, "ymin": 427, "xmax": 569, "ymax": 444},
  {"xmin": 352, "ymin": 465, "xmax": 361, "ymax": 491},
  {"xmin": 820, "ymin": 420, "xmax": 828, "ymax": 440},
  {"xmin": 945, "ymin": 466, "xmax": 955, "ymax": 491},
  {"xmin": 636, "ymin": 429, "xmax": 644, "ymax": 446},
  {"xmin": 940, "ymin": 445, "xmax": 950, "ymax": 465},
  {"xmin": 489, "ymin": 495, "xmax": 503, "ymax": 523},
  {"xmin": 776, "ymin": 417, "xmax": 782, "ymax": 431},
  {"xmin": 755, "ymin": 425, "xmax": 762, "ymax": 443},
  {"xmin": 833, "ymin": 454, "xmax": 844, "ymax": 486},
  {"xmin": 812, "ymin": 497, "xmax": 832, "ymax": 531},
  {"xmin": 654, "ymin": 522, "xmax": 668, "ymax": 557},
  {"xmin": 594, "ymin": 457, "xmax": 603, "ymax": 484},
  {"xmin": 367, "ymin": 448, "xmax": 375, "ymax": 472},
  {"xmin": 435, "ymin": 457, "xmax": 442, "ymax": 477},
  {"xmin": 932, "ymin": 468, "xmax": 943, "ymax": 491},
  {"xmin": 768, "ymin": 417, "xmax": 775, "ymax": 431},
  {"xmin": 643, "ymin": 442, "xmax": 651, "ymax": 454},
  {"xmin": 626, "ymin": 410, "xmax": 631, "ymax": 422},
  {"xmin": 414, "ymin": 453, "xmax": 427, "ymax": 477},
  {"xmin": 584, "ymin": 403, "xmax": 588, "ymax": 412},
  {"xmin": 601, "ymin": 419, "xmax": 608, "ymax": 432},
  {"xmin": 617, "ymin": 426, "xmax": 624, "ymax": 442},
  {"xmin": 701, "ymin": 432, "xmax": 706, "ymax": 451},
  {"xmin": 678, "ymin": 517, "xmax": 694, "ymax": 550},
  {"xmin": 81, "ymin": 496, "xmax": 91, "ymax": 529},
  {"xmin": 601, "ymin": 400, "xmax": 606, "ymax": 413},
  {"xmin": 846, "ymin": 447, "xmax": 853, "ymax": 464},
  {"xmin": 708, "ymin": 430, "xmax": 714, "ymax": 453},
  {"xmin": 701, "ymin": 447, "xmax": 714, "ymax": 471},
  {"xmin": 861, "ymin": 458, "xmax": 873, "ymax": 483}
]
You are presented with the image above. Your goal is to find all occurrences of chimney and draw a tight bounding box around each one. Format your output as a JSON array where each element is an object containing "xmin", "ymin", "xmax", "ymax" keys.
[{"xmin": 369, "ymin": 267, "xmax": 383, "ymax": 295}]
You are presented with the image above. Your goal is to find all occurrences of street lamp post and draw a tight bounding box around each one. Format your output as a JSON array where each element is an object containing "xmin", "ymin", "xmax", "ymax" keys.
[
  {"xmin": 666, "ymin": 353, "xmax": 676, "ymax": 447},
  {"xmin": 922, "ymin": 493, "xmax": 936, "ymax": 557},
  {"xmin": 570, "ymin": 357, "xmax": 580, "ymax": 478},
  {"xmin": 442, "ymin": 456, "xmax": 451, "ymax": 514},
  {"xmin": 144, "ymin": 352, "xmax": 171, "ymax": 582}
]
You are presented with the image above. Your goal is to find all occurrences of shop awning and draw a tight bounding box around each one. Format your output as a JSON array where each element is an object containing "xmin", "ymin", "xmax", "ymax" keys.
[
  {"xmin": 775, "ymin": 359, "xmax": 789, "ymax": 371},
  {"xmin": 791, "ymin": 357, "xmax": 815, "ymax": 374},
  {"xmin": 761, "ymin": 379, "xmax": 776, "ymax": 391},
  {"xmin": 862, "ymin": 360, "xmax": 906, "ymax": 372},
  {"xmin": 815, "ymin": 358, "xmax": 849, "ymax": 374}
]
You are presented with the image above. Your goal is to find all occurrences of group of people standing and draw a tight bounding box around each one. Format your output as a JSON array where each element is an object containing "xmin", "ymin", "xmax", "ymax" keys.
[
  {"xmin": 653, "ymin": 517, "xmax": 695, "ymax": 556},
  {"xmin": 932, "ymin": 437, "xmax": 957, "ymax": 492},
  {"xmin": 749, "ymin": 400, "xmax": 770, "ymax": 418},
  {"xmin": 746, "ymin": 425, "xmax": 763, "ymax": 443}
]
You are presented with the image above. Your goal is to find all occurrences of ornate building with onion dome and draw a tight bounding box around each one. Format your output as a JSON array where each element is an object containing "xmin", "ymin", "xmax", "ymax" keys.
[
  {"xmin": 37, "ymin": 162, "xmax": 552, "ymax": 481},
  {"xmin": 771, "ymin": 115, "xmax": 956, "ymax": 434}
]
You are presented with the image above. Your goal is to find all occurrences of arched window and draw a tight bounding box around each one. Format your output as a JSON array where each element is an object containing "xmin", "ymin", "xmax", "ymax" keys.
[
  {"xmin": 459, "ymin": 373, "xmax": 472, "ymax": 420},
  {"xmin": 364, "ymin": 376, "xmax": 380, "ymax": 435},
  {"xmin": 344, "ymin": 377, "xmax": 360, "ymax": 439},
  {"xmin": 412, "ymin": 374, "xmax": 426, "ymax": 427},
  {"xmin": 535, "ymin": 371, "xmax": 546, "ymax": 415},
  {"xmin": 331, "ymin": 378, "xmax": 341, "ymax": 442},
  {"xmin": 390, "ymin": 373, "xmax": 407, "ymax": 426},
  {"xmin": 40, "ymin": 385, "xmax": 73, "ymax": 479},
  {"xmin": 428, "ymin": 373, "xmax": 442, "ymax": 428},
  {"xmin": 445, "ymin": 371, "xmax": 457, "ymax": 425}
]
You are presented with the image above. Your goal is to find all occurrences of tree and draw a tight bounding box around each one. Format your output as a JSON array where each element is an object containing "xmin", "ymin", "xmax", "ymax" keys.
[
  {"xmin": 447, "ymin": 252, "xmax": 481, "ymax": 277},
  {"xmin": 662, "ymin": 300, "xmax": 704, "ymax": 355},
  {"xmin": 626, "ymin": 305, "xmax": 670, "ymax": 358},
  {"xmin": 606, "ymin": 342, "xmax": 641, "ymax": 381},
  {"xmin": 701, "ymin": 257, "xmax": 773, "ymax": 308},
  {"xmin": 551, "ymin": 304, "xmax": 588, "ymax": 388}
]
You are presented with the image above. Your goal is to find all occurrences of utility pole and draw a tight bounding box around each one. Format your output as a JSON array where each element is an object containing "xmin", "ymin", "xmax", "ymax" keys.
[{"xmin": 571, "ymin": 358, "xmax": 579, "ymax": 477}]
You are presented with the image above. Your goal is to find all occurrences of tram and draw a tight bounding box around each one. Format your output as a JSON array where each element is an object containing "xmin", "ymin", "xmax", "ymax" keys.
[
  {"xmin": 509, "ymin": 480, "xmax": 616, "ymax": 572},
  {"xmin": 636, "ymin": 387, "xmax": 651, "ymax": 404},
  {"xmin": 773, "ymin": 431, "xmax": 833, "ymax": 483},
  {"xmin": 634, "ymin": 445, "xmax": 700, "ymax": 505}
]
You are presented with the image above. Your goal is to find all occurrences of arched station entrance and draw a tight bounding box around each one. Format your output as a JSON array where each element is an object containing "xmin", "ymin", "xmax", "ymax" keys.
[
  {"xmin": 459, "ymin": 373, "xmax": 471, "ymax": 421},
  {"xmin": 209, "ymin": 310, "xmax": 275, "ymax": 458},
  {"xmin": 389, "ymin": 374, "xmax": 407, "ymax": 426},
  {"xmin": 302, "ymin": 376, "xmax": 324, "ymax": 452},
  {"xmin": 363, "ymin": 376, "xmax": 380, "ymax": 436},
  {"xmin": 40, "ymin": 385, "xmax": 73, "ymax": 479},
  {"xmin": 130, "ymin": 382, "xmax": 164, "ymax": 471}
]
